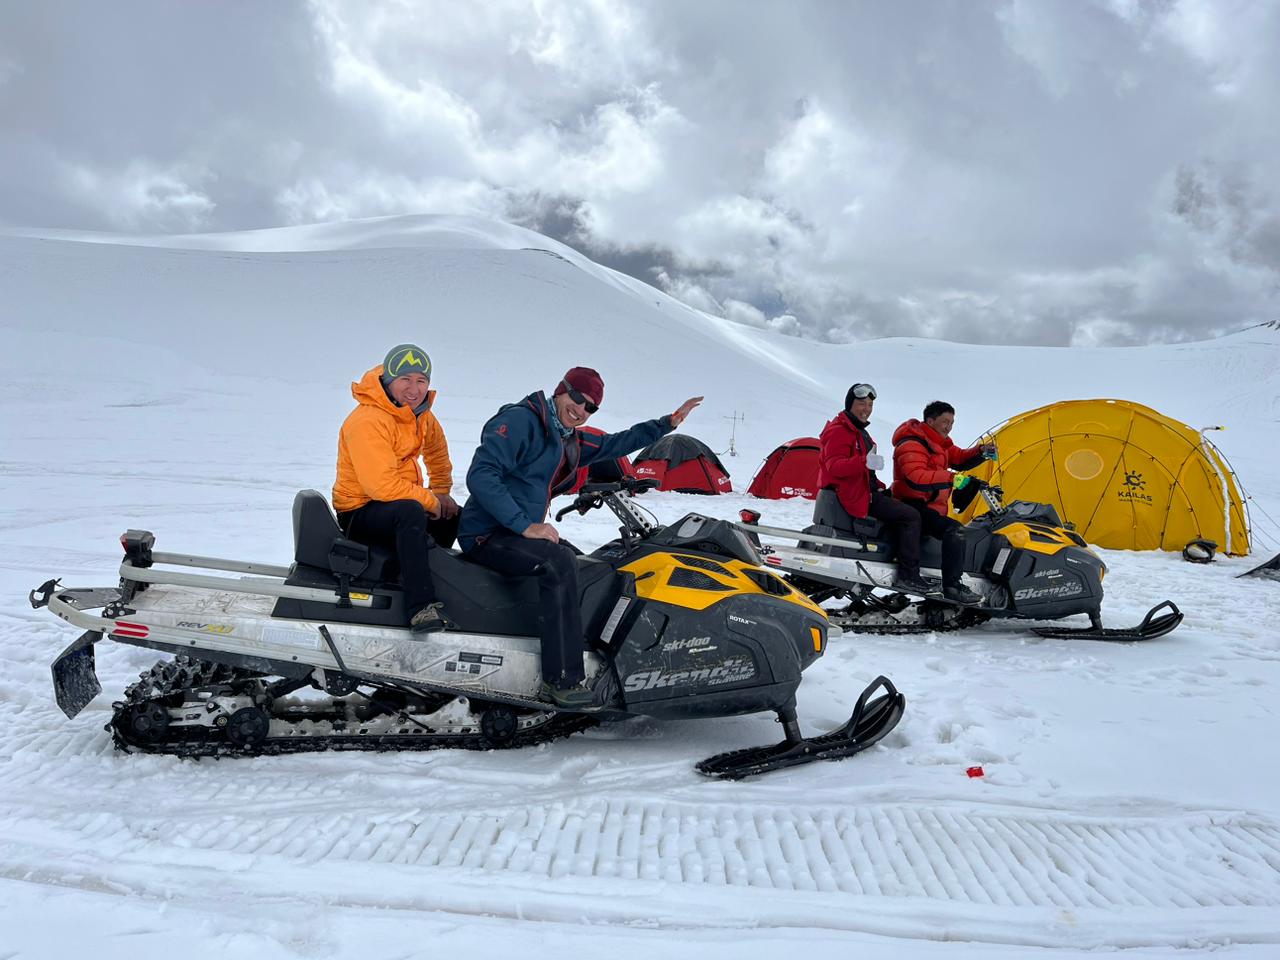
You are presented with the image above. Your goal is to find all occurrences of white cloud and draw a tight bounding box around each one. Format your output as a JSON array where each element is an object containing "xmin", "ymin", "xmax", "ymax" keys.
[
  {"xmin": 722, "ymin": 298, "xmax": 768, "ymax": 330},
  {"xmin": 997, "ymin": 0, "xmax": 1078, "ymax": 99},
  {"xmin": 275, "ymin": 174, "xmax": 507, "ymax": 225},
  {"xmin": 0, "ymin": 54, "xmax": 20, "ymax": 86},
  {"xmin": 1, "ymin": 0, "xmax": 1276, "ymax": 345},
  {"xmin": 63, "ymin": 160, "xmax": 215, "ymax": 231}
]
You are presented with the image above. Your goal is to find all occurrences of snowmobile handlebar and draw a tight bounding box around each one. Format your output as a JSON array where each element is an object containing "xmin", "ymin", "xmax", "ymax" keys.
[
  {"xmin": 555, "ymin": 497, "xmax": 599, "ymax": 522},
  {"xmin": 979, "ymin": 484, "xmax": 1006, "ymax": 513},
  {"xmin": 580, "ymin": 477, "xmax": 660, "ymax": 496},
  {"xmin": 554, "ymin": 477, "xmax": 660, "ymax": 522}
]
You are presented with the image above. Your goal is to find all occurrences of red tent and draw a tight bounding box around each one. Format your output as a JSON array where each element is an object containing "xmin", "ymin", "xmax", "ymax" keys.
[
  {"xmin": 570, "ymin": 426, "xmax": 636, "ymax": 494},
  {"xmin": 747, "ymin": 437, "xmax": 821, "ymax": 500},
  {"xmin": 632, "ymin": 435, "xmax": 732, "ymax": 494}
]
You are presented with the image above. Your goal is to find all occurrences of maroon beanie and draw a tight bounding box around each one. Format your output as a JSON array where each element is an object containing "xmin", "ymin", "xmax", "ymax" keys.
[{"xmin": 554, "ymin": 366, "xmax": 604, "ymax": 406}]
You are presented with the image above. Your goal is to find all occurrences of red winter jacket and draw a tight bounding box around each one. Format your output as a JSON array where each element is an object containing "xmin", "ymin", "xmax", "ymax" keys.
[
  {"xmin": 890, "ymin": 419, "xmax": 985, "ymax": 516},
  {"xmin": 817, "ymin": 412, "xmax": 885, "ymax": 518}
]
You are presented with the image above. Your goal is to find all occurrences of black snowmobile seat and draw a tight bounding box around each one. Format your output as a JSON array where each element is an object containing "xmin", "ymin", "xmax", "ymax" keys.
[
  {"xmin": 286, "ymin": 490, "xmax": 618, "ymax": 637},
  {"xmin": 809, "ymin": 488, "xmax": 946, "ymax": 569},
  {"xmin": 292, "ymin": 489, "xmax": 397, "ymax": 583},
  {"xmin": 813, "ymin": 488, "xmax": 883, "ymax": 539}
]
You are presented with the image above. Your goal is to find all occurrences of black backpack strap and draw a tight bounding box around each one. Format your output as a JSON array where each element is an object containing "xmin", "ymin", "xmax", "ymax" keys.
[
  {"xmin": 893, "ymin": 434, "xmax": 950, "ymax": 501},
  {"xmin": 893, "ymin": 434, "xmax": 934, "ymax": 453}
]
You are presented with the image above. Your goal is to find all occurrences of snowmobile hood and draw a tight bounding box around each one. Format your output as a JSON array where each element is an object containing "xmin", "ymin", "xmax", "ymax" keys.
[{"xmin": 352, "ymin": 366, "xmax": 436, "ymax": 420}]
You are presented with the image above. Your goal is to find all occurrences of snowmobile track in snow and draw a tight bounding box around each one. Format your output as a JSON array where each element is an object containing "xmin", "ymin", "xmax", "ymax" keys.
[{"xmin": 14, "ymin": 797, "xmax": 1280, "ymax": 912}]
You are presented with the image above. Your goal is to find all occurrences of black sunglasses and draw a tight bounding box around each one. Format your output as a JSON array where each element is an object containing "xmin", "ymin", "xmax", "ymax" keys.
[
  {"xmin": 563, "ymin": 383, "xmax": 599, "ymax": 414},
  {"xmin": 850, "ymin": 383, "xmax": 877, "ymax": 400}
]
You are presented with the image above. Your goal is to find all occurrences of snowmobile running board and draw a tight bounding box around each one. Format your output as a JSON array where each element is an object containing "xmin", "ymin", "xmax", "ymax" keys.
[{"xmin": 1028, "ymin": 600, "xmax": 1183, "ymax": 641}]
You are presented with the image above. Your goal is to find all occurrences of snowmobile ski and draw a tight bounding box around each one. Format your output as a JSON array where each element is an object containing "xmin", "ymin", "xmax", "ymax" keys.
[
  {"xmin": 1028, "ymin": 600, "xmax": 1183, "ymax": 641},
  {"xmin": 696, "ymin": 675, "xmax": 904, "ymax": 779}
]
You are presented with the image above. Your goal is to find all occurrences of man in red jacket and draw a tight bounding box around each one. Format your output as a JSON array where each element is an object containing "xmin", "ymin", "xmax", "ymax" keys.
[
  {"xmin": 817, "ymin": 383, "xmax": 933, "ymax": 594},
  {"xmin": 891, "ymin": 401, "xmax": 996, "ymax": 605}
]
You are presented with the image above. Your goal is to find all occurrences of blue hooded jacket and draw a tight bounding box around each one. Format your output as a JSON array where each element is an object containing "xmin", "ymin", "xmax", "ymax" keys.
[{"xmin": 458, "ymin": 390, "xmax": 673, "ymax": 551}]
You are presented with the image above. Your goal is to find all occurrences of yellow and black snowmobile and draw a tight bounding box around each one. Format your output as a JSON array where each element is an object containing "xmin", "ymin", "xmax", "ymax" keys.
[
  {"xmin": 31, "ymin": 478, "xmax": 904, "ymax": 779},
  {"xmin": 739, "ymin": 484, "xmax": 1182, "ymax": 640}
]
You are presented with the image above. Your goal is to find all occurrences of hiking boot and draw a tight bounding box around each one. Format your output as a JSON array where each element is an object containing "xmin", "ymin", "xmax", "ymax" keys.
[
  {"xmin": 409, "ymin": 602, "xmax": 450, "ymax": 634},
  {"xmin": 943, "ymin": 583, "xmax": 984, "ymax": 606},
  {"xmin": 539, "ymin": 680, "xmax": 600, "ymax": 711},
  {"xmin": 892, "ymin": 572, "xmax": 938, "ymax": 596}
]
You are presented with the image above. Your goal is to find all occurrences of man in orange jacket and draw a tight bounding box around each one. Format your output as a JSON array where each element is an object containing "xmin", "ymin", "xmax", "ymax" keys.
[
  {"xmin": 890, "ymin": 400, "xmax": 996, "ymax": 605},
  {"xmin": 333, "ymin": 344, "xmax": 459, "ymax": 633}
]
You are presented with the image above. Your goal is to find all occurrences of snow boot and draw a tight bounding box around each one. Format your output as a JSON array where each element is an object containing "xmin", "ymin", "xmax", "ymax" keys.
[
  {"xmin": 943, "ymin": 583, "xmax": 983, "ymax": 606},
  {"xmin": 409, "ymin": 602, "xmax": 450, "ymax": 634},
  {"xmin": 540, "ymin": 680, "xmax": 601, "ymax": 711},
  {"xmin": 893, "ymin": 572, "xmax": 937, "ymax": 596}
]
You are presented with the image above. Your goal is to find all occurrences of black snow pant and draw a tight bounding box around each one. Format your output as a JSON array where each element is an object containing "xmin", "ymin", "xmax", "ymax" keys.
[
  {"xmin": 337, "ymin": 500, "xmax": 460, "ymax": 619},
  {"xmin": 867, "ymin": 491, "xmax": 924, "ymax": 578},
  {"xmin": 467, "ymin": 531, "xmax": 585, "ymax": 689},
  {"xmin": 903, "ymin": 499, "xmax": 966, "ymax": 587}
]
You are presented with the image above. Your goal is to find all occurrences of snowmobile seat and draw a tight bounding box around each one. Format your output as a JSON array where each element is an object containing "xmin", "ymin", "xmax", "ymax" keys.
[
  {"xmin": 812, "ymin": 488, "xmax": 884, "ymax": 539},
  {"xmin": 279, "ymin": 490, "xmax": 622, "ymax": 636},
  {"xmin": 809, "ymin": 488, "xmax": 945, "ymax": 569},
  {"xmin": 291, "ymin": 489, "xmax": 397, "ymax": 584}
]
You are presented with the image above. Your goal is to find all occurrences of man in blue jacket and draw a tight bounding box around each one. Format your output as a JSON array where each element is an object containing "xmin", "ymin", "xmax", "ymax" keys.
[{"xmin": 459, "ymin": 366, "xmax": 702, "ymax": 709}]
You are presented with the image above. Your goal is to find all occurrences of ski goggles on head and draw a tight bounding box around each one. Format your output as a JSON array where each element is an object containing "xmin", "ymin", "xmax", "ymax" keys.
[
  {"xmin": 562, "ymin": 383, "xmax": 599, "ymax": 413},
  {"xmin": 850, "ymin": 383, "xmax": 877, "ymax": 400}
]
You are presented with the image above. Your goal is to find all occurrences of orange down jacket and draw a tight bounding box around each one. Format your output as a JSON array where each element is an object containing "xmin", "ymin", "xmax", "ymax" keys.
[
  {"xmin": 890, "ymin": 419, "xmax": 984, "ymax": 516},
  {"xmin": 332, "ymin": 366, "xmax": 452, "ymax": 515}
]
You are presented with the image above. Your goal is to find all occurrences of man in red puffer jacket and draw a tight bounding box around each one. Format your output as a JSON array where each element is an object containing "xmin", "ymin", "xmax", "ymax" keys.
[
  {"xmin": 890, "ymin": 400, "xmax": 996, "ymax": 605},
  {"xmin": 818, "ymin": 383, "xmax": 932, "ymax": 594}
]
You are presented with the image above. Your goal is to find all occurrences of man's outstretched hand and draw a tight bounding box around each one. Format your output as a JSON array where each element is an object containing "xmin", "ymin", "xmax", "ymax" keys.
[{"xmin": 671, "ymin": 396, "xmax": 703, "ymax": 427}]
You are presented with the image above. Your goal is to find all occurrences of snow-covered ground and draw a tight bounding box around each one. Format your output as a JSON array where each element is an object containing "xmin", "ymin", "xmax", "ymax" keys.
[{"xmin": 2, "ymin": 215, "xmax": 1279, "ymax": 958}]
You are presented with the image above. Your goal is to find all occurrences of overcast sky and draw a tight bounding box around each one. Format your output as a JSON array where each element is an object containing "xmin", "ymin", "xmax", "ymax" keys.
[{"xmin": 2, "ymin": 0, "xmax": 1277, "ymax": 346}]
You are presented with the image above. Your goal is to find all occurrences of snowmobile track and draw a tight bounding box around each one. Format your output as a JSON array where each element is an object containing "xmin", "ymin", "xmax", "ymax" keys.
[{"xmin": 10, "ymin": 795, "xmax": 1279, "ymax": 912}]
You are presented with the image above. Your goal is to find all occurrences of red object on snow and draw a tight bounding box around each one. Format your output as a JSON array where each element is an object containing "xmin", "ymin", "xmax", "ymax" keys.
[
  {"xmin": 747, "ymin": 437, "xmax": 821, "ymax": 500},
  {"xmin": 966, "ymin": 766, "xmax": 985, "ymax": 778}
]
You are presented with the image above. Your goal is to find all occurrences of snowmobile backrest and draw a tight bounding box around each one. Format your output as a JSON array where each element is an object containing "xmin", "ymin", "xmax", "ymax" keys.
[
  {"xmin": 812, "ymin": 488, "xmax": 881, "ymax": 539},
  {"xmin": 291, "ymin": 490, "xmax": 395, "ymax": 582}
]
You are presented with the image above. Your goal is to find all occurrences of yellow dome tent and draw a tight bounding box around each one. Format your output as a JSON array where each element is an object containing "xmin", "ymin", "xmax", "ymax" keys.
[{"xmin": 953, "ymin": 399, "xmax": 1250, "ymax": 555}]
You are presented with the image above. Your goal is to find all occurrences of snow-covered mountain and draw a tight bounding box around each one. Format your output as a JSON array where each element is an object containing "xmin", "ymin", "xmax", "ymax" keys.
[{"xmin": 2, "ymin": 216, "xmax": 1279, "ymax": 958}]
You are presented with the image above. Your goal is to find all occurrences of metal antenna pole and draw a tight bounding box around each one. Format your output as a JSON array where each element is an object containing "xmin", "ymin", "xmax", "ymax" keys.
[{"xmin": 723, "ymin": 411, "xmax": 745, "ymax": 457}]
